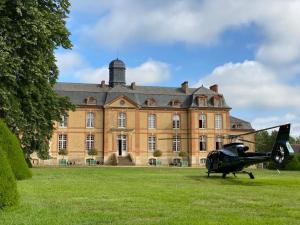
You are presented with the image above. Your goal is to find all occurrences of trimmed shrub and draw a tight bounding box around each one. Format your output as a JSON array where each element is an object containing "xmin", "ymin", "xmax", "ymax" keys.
[
  {"xmin": 0, "ymin": 148, "xmax": 19, "ymax": 208},
  {"xmin": 179, "ymin": 151, "xmax": 188, "ymax": 158},
  {"xmin": 0, "ymin": 120, "xmax": 31, "ymax": 180},
  {"xmin": 284, "ymin": 155, "xmax": 300, "ymax": 171},
  {"xmin": 153, "ymin": 150, "xmax": 162, "ymax": 157}
]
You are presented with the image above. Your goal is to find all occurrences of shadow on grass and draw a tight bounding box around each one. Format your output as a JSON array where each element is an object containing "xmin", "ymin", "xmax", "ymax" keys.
[{"xmin": 186, "ymin": 175, "xmax": 267, "ymax": 186}]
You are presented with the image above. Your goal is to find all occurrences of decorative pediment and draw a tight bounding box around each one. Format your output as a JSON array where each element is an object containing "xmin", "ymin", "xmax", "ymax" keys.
[
  {"xmin": 85, "ymin": 96, "xmax": 96, "ymax": 105},
  {"xmin": 211, "ymin": 95, "xmax": 223, "ymax": 107},
  {"xmin": 105, "ymin": 95, "xmax": 138, "ymax": 108}
]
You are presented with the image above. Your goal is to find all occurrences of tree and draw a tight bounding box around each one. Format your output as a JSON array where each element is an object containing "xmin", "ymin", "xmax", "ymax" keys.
[{"xmin": 0, "ymin": 0, "xmax": 74, "ymax": 159}]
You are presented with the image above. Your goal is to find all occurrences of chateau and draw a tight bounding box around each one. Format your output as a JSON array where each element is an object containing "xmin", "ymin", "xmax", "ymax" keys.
[{"xmin": 40, "ymin": 59, "xmax": 254, "ymax": 167}]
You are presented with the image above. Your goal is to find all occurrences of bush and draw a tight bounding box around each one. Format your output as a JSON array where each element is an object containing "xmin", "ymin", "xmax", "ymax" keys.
[
  {"xmin": 267, "ymin": 153, "xmax": 300, "ymax": 171},
  {"xmin": 179, "ymin": 151, "xmax": 188, "ymax": 158},
  {"xmin": 0, "ymin": 120, "xmax": 32, "ymax": 180},
  {"xmin": 153, "ymin": 150, "xmax": 162, "ymax": 157},
  {"xmin": 88, "ymin": 148, "xmax": 97, "ymax": 156},
  {"xmin": 0, "ymin": 148, "xmax": 19, "ymax": 208}
]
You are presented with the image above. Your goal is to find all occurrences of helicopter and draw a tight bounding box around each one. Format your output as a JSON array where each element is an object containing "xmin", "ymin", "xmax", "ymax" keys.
[{"xmin": 206, "ymin": 123, "xmax": 294, "ymax": 179}]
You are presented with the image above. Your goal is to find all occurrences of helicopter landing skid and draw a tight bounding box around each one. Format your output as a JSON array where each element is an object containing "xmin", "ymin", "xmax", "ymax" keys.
[{"xmin": 241, "ymin": 171, "xmax": 255, "ymax": 179}]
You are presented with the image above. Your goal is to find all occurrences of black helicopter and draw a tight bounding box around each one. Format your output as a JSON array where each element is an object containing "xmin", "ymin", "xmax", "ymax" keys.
[{"xmin": 206, "ymin": 124, "xmax": 294, "ymax": 179}]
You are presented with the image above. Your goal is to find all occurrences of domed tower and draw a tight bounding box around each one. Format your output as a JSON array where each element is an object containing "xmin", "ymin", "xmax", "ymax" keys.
[{"xmin": 109, "ymin": 59, "xmax": 126, "ymax": 87}]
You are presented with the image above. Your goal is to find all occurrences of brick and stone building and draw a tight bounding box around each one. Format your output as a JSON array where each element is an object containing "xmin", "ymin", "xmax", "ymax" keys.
[{"xmin": 39, "ymin": 59, "xmax": 254, "ymax": 166}]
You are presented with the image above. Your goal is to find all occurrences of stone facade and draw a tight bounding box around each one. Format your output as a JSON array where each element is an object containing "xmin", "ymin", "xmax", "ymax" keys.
[{"xmin": 38, "ymin": 59, "xmax": 255, "ymax": 167}]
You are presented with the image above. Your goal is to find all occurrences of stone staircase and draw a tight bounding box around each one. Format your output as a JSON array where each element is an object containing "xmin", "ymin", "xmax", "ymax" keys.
[{"xmin": 118, "ymin": 156, "xmax": 134, "ymax": 166}]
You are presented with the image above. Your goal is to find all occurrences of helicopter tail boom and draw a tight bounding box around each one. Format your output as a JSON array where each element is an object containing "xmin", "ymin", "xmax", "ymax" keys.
[{"xmin": 271, "ymin": 124, "xmax": 294, "ymax": 165}]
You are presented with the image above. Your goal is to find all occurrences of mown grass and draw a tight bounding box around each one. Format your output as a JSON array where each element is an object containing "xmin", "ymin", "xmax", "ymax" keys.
[{"xmin": 0, "ymin": 167, "xmax": 300, "ymax": 225}]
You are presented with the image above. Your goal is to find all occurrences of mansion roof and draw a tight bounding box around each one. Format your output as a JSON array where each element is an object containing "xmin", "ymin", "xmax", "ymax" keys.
[{"xmin": 54, "ymin": 82, "xmax": 231, "ymax": 109}]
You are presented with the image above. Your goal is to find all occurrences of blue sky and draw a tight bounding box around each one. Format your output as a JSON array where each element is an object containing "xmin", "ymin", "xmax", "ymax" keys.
[{"xmin": 56, "ymin": 0, "xmax": 300, "ymax": 136}]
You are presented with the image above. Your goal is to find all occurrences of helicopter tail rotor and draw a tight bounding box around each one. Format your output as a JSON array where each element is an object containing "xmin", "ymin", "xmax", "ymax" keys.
[{"xmin": 271, "ymin": 124, "xmax": 294, "ymax": 166}]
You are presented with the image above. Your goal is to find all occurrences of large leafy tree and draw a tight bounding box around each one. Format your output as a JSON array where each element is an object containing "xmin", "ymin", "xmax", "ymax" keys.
[{"xmin": 0, "ymin": 0, "xmax": 74, "ymax": 159}]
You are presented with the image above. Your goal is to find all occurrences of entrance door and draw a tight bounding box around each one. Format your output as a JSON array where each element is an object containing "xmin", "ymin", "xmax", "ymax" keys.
[{"xmin": 117, "ymin": 135, "xmax": 127, "ymax": 156}]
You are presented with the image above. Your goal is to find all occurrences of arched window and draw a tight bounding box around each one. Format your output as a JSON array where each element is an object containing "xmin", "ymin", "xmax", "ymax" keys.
[
  {"xmin": 148, "ymin": 114, "xmax": 156, "ymax": 129},
  {"xmin": 172, "ymin": 114, "xmax": 180, "ymax": 129},
  {"xmin": 215, "ymin": 114, "xmax": 222, "ymax": 129},
  {"xmin": 86, "ymin": 112, "xmax": 94, "ymax": 128},
  {"xmin": 216, "ymin": 136, "xmax": 223, "ymax": 150},
  {"xmin": 86, "ymin": 134, "xmax": 94, "ymax": 150},
  {"xmin": 149, "ymin": 158, "xmax": 157, "ymax": 166},
  {"xmin": 199, "ymin": 114, "xmax": 206, "ymax": 128},
  {"xmin": 199, "ymin": 135, "xmax": 207, "ymax": 151},
  {"xmin": 118, "ymin": 112, "xmax": 126, "ymax": 128},
  {"xmin": 58, "ymin": 134, "xmax": 67, "ymax": 150}
]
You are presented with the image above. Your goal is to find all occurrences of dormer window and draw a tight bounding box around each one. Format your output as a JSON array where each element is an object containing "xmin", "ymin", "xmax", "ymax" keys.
[
  {"xmin": 145, "ymin": 98, "xmax": 156, "ymax": 106},
  {"xmin": 170, "ymin": 99, "xmax": 181, "ymax": 107},
  {"xmin": 196, "ymin": 95, "xmax": 207, "ymax": 106},
  {"xmin": 85, "ymin": 96, "xmax": 96, "ymax": 105},
  {"xmin": 212, "ymin": 95, "xmax": 223, "ymax": 107}
]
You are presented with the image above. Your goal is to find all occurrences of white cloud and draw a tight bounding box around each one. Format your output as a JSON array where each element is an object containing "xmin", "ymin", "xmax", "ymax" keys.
[
  {"xmin": 56, "ymin": 52, "xmax": 170, "ymax": 85},
  {"xmin": 56, "ymin": 52, "xmax": 86, "ymax": 75},
  {"xmin": 195, "ymin": 60, "xmax": 300, "ymax": 109},
  {"xmin": 76, "ymin": 0, "xmax": 300, "ymax": 69},
  {"xmin": 252, "ymin": 114, "xmax": 300, "ymax": 137}
]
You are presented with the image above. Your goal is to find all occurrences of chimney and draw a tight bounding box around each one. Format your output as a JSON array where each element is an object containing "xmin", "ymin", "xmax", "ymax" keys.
[
  {"xmin": 100, "ymin": 80, "xmax": 105, "ymax": 87},
  {"xmin": 209, "ymin": 84, "xmax": 218, "ymax": 93},
  {"xmin": 181, "ymin": 81, "xmax": 189, "ymax": 94},
  {"xmin": 131, "ymin": 82, "xmax": 136, "ymax": 90}
]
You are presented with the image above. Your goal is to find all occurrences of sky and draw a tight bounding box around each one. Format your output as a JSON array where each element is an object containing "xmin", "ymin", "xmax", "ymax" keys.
[{"xmin": 56, "ymin": 0, "xmax": 300, "ymax": 137}]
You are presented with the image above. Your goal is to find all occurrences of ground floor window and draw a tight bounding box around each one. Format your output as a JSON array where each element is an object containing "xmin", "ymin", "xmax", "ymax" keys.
[
  {"xmin": 172, "ymin": 135, "xmax": 181, "ymax": 152},
  {"xmin": 148, "ymin": 135, "xmax": 156, "ymax": 151},
  {"xmin": 58, "ymin": 134, "xmax": 67, "ymax": 150},
  {"xmin": 199, "ymin": 135, "xmax": 206, "ymax": 151},
  {"xmin": 200, "ymin": 158, "xmax": 206, "ymax": 165},
  {"xmin": 117, "ymin": 135, "xmax": 127, "ymax": 155},
  {"xmin": 86, "ymin": 134, "xmax": 95, "ymax": 150},
  {"xmin": 216, "ymin": 136, "xmax": 223, "ymax": 150}
]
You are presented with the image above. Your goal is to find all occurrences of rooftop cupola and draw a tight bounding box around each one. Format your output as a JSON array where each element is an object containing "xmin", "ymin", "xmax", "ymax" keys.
[{"xmin": 109, "ymin": 59, "xmax": 126, "ymax": 87}]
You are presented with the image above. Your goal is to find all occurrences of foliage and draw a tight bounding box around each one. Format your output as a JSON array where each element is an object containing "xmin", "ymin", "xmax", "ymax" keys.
[
  {"xmin": 0, "ymin": 148, "xmax": 19, "ymax": 208},
  {"xmin": 255, "ymin": 130, "xmax": 277, "ymax": 153},
  {"xmin": 110, "ymin": 153, "xmax": 117, "ymax": 166},
  {"xmin": 153, "ymin": 150, "xmax": 162, "ymax": 157},
  {"xmin": 0, "ymin": 120, "xmax": 31, "ymax": 180},
  {"xmin": 267, "ymin": 153, "xmax": 300, "ymax": 171},
  {"xmin": 87, "ymin": 148, "xmax": 97, "ymax": 156},
  {"xmin": 58, "ymin": 148, "xmax": 68, "ymax": 156},
  {"xmin": 0, "ymin": 0, "xmax": 74, "ymax": 159},
  {"xmin": 178, "ymin": 151, "xmax": 188, "ymax": 158}
]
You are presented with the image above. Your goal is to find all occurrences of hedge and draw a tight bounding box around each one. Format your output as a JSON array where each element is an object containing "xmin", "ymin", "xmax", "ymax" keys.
[
  {"xmin": 0, "ymin": 120, "xmax": 31, "ymax": 180},
  {"xmin": 0, "ymin": 148, "xmax": 19, "ymax": 208}
]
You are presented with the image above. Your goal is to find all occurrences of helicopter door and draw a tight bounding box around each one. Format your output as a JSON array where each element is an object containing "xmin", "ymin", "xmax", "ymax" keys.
[{"xmin": 211, "ymin": 152, "xmax": 219, "ymax": 170}]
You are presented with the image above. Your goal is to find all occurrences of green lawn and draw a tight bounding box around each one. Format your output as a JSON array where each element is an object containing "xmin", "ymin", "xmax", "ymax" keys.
[{"xmin": 0, "ymin": 167, "xmax": 300, "ymax": 225}]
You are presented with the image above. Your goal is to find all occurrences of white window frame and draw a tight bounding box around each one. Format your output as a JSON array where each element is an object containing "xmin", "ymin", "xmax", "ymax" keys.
[
  {"xmin": 59, "ymin": 115, "xmax": 68, "ymax": 128},
  {"xmin": 215, "ymin": 114, "xmax": 222, "ymax": 129},
  {"xmin": 117, "ymin": 135, "xmax": 127, "ymax": 151},
  {"xmin": 86, "ymin": 134, "xmax": 95, "ymax": 150},
  {"xmin": 118, "ymin": 112, "xmax": 126, "ymax": 128},
  {"xmin": 199, "ymin": 135, "xmax": 206, "ymax": 151},
  {"xmin": 200, "ymin": 158, "xmax": 206, "ymax": 165},
  {"xmin": 216, "ymin": 135, "xmax": 223, "ymax": 149},
  {"xmin": 148, "ymin": 135, "xmax": 156, "ymax": 151},
  {"xmin": 86, "ymin": 112, "xmax": 94, "ymax": 128},
  {"xmin": 172, "ymin": 114, "xmax": 180, "ymax": 129},
  {"xmin": 148, "ymin": 114, "xmax": 156, "ymax": 129},
  {"xmin": 58, "ymin": 134, "xmax": 67, "ymax": 150},
  {"xmin": 172, "ymin": 135, "xmax": 181, "ymax": 152},
  {"xmin": 199, "ymin": 114, "xmax": 206, "ymax": 128}
]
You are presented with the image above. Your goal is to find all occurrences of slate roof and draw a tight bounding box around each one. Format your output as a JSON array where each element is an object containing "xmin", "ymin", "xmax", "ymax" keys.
[
  {"xmin": 54, "ymin": 82, "xmax": 231, "ymax": 109},
  {"xmin": 230, "ymin": 116, "xmax": 253, "ymax": 130}
]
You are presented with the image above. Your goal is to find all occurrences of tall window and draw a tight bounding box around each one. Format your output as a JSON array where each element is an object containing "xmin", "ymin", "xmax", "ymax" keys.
[
  {"xmin": 148, "ymin": 114, "xmax": 156, "ymax": 129},
  {"xmin": 172, "ymin": 114, "xmax": 180, "ymax": 129},
  {"xmin": 86, "ymin": 134, "xmax": 94, "ymax": 150},
  {"xmin": 118, "ymin": 112, "xmax": 126, "ymax": 128},
  {"xmin": 215, "ymin": 114, "xmax": 222, "ymax": 129},
  {"xmin": 58, "ymin": 134, "xmax": 67, "ymax": 150},
  {"xmin": 117, "ymin": 135, "xmax": 127, "ymax": 151},
  {"xmin": 148, "ymin": 135, "xmax": 156, "ymax": 151},
  {"xmin": 199, "ymin": 135, "xmax": 206, "ymax": 151},
  {"xmin": 86, "ymin": 112, "xmax": 94, "ymax": 128},
  {"xmin": 216, "ymin": 136, "xmax": 223, "ymax": 149},
  {"xmin": 59, "ymin": 115, "xmax": 68, "ymax": 128},
  {"xmin": 199, "ymin": 114, "xmax": 206, "ymax": 128},
  {"xmin": 172, "ymin": 135, "xmax": 181, "ymax": 152}
]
